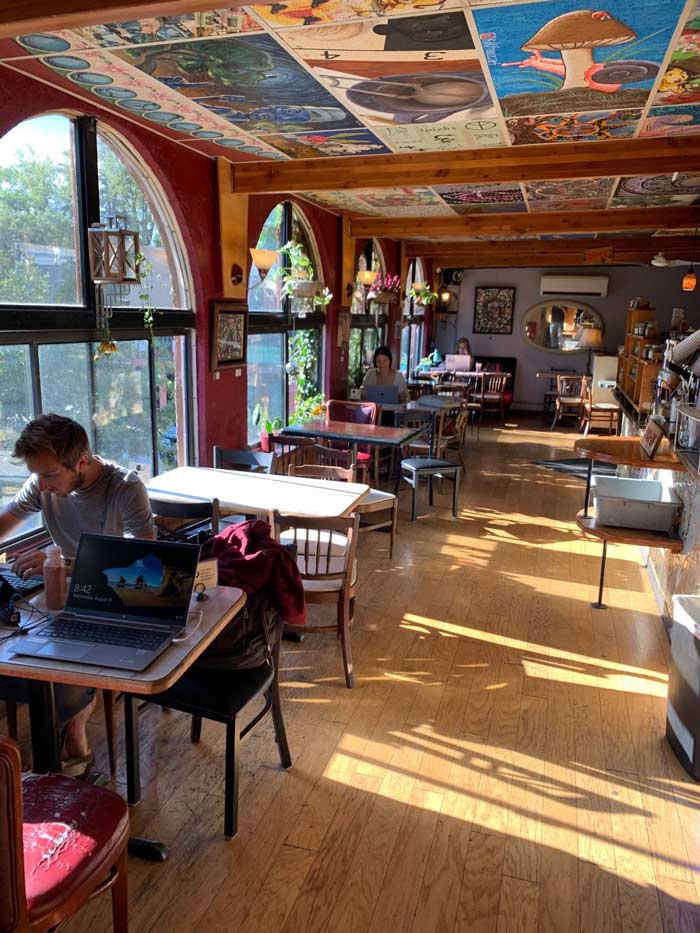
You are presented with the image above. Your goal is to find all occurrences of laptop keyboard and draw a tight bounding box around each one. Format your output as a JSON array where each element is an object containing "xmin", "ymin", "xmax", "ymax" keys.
[
  {"xmin": 40, "ymin": 618, "xmax": 167, "ymax": 650},
  {"xmin": 1, "ymin": 570, "xmax": 43, "ymax": 596}
]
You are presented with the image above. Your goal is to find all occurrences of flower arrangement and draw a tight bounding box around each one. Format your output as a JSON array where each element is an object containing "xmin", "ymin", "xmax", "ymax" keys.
[{"xmin": 368, "ymin": 272, "xmax": 401, "ymax": 300}]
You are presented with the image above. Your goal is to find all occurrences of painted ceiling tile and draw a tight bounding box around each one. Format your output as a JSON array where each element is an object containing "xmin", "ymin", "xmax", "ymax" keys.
[
  {"xmin": 114, "ymin": 34, "xmax": 361, "ymax": 134},
  {"xmin": 302, "ymin": 190, "xmax": 385, "ymax": 213},
  {"xmin": 652, "ymin": 1, "xmax": 700, "ymax": 107},
  {"xmin": 250, "ymin": 0, "xmax": 462, "ymax": 29},
  {"xmin": 352, "ymin": 185, "xmax": 446, "ymax": 208},
  {"xmin": 528, "ymin": 197, "xmax": 610, "ymax": 212},
  {"xmin": 368, "ymin": 202, "xmax": 457, "ymax": 216},
  {"xmin": 257, "ymin": 128, "xmax": 391, "ymax": 157},
  {"xmin": 449, "ymin": 201, "xmax": 528, "ymax": 213},
  {"xmin": 525, "ymin": 178, "xmax": 614, "ymax": 201},
  {"xmin": 610, "ymin": 194, "xmax": 699, "ymax": 207},
  {"xmin": 11, "ymin": 32, "xmax": 93, "ymax": 55},
  {"xmin": 472, "ymin": 0, "xmax": 686, "ymax": 118},
  {"xmin": 641, "ymin": 104, "xmax": 700, "ymax": 136},
  {"xmin": 433, "ymin": 182, "xmax": 524, "ymax": 204},
  {"xmin": 27, "ymin": 48, "xmax": 289, "ymax": 159},
  {"xmin": 373, "ymin": 118, "xmax": 503, "ymax": 150},
  {"xmin": 615, "ymin": 172, "xmax": 700, "ymax": 197},
  {"xmin": 506, "ymin": 109, "xmax": 640, "ymax": 144}
]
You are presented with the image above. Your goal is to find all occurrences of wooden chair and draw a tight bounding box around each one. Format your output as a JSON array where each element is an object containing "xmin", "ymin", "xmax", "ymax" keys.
[
  {"xmin": 148, "ymin": 494, "xmax": 220, "ymax": 540},
  {"xmin": 273, "ymin": 511, "xmax": 359, "ymax": 688},
  {"xmin": 307, "ymin": 443, "xmax": 355, "ymax": 474},
  {"xmin": 268, "ymin": 433, "xmax": 315, "ymax": 475},
  {"xmin": 123, "ymin": 621, "xmax": 290, "ymax": 839},
  {"xmin": 394, "ymin": 409, "xmax": 460, "ymax": 521},
  {"xmin": 325, "ymin": 399, "xmax": 378, "ymax": 484},
  {"xmin": 213, "ymin": 446, "xmax": 273, "ymax": 474},
  {"xmin": 580, "ymin": 379, "xmax": 620, "ymax": 436},
  {"xmin": 289, "ymin": 462, "xmax": 355, "ymax": 483},
  {"xmin": 0, "ymin": 736, "xmax": 129, "ymax": 932},
  {"xmin": 551, "ymin": 375, "xmax": 588, "ymax": 430},
  {"xmin": 470, "ymin": 373, "xmax": 509, "ymax": 425},
  {"xmin": 543, "ymin": 367, "xmax": 575, "ymax": 415}
]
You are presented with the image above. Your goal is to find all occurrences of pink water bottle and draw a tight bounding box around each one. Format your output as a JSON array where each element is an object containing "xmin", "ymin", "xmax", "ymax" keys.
[{"xmin": 44, "ymin": 545, "xmax": 66, "ymax": 612}]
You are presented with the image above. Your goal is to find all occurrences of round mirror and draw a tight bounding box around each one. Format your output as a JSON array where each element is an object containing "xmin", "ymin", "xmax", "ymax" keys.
[{"xmin": 522, "ymin": 300, "xmax": 604, "ymax": 354}]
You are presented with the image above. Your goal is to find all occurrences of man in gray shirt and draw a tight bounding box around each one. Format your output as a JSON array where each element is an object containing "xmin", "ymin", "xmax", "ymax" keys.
[{"xmin": 0, "ymin": 413, "xmax": 155, "ymax": 773}]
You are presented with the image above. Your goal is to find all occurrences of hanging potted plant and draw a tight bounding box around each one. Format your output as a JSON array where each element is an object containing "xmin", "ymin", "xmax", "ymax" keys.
[
  {"xmin": 278, "ymin": 241, "xmax": 333, "ymax": 311},
  {"xmin": 368, "ymin": 272, "xmax": 401, "ymax": 305},
  {"xmin": 408, "ymin": 282, "xmax": 439, "ymax": 308}
]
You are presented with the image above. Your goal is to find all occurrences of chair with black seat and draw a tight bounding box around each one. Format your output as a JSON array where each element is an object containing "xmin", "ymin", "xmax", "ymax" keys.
[
  {"xmin": 307, "ymin": 443, "xmax": 354, "ymax": 473},
  {"xmin": 149, "ymin": 494, "xmax": 220, "ymax": 541},
  {"xmin": 213, "ymin": 446, "xmax": 274, "ymax": 474},
  {"xmin": 0, "ymin": 736, "xmax": 129, "ymax": 932},
  {"xmin": 394, "ymin": 408, "xmax": 461, "ymax": 521},
  {"xmin": 325, "ymin": 399, "xmax": 378, "ymax": 484},
  {"xmin": 269, "ymin": 433, "xmax": 315, "ymax": 475},
  {"xmin": 122, "ymin": 614, "xmax": 290, "ymax": 839}
]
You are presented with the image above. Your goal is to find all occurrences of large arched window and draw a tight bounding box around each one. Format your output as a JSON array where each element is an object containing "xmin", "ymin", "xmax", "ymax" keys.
[
  {"xmin": 0, "ymin": 113, "xmax": 194, "ymax": 544},
  {"xmin": 400, "ymin": 258, "xmax": 427, "ymax": 376},
  {"xmin": 247, "ymin": 201, "xmax": 325, "ymax": 444},
  {"xmin": 348, "ymin": 240, "xmax": 386, "ymax": 390}
]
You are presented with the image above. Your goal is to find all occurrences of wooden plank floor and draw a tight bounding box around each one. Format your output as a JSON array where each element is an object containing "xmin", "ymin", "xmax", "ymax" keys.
[{"xmin": 8, "ymin": 418, "xmax": 700, "ymax": 932}]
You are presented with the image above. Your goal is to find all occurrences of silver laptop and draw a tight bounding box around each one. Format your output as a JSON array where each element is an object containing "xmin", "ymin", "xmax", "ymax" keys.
[
  {"xmin": 444, "ymin": 354, "xmax": 472, "ymax": 372},
  {"xmin": 13, "ymin": 534, "xmax": 201, "ymax": 671},
  {"xmin": 366, "ymin": 384, "xmax": 400, "ymax": 405}
]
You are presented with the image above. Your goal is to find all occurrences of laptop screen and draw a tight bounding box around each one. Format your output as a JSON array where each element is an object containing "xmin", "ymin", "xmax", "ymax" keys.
[{"xmin": 66, "ymin": 534, "xmax": 201, "ymax": 628}]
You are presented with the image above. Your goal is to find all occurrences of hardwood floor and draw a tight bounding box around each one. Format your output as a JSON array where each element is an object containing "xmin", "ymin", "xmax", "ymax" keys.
[{"xmin": 9, "ymin": 418, "xmax": 700, "ymax": 932}]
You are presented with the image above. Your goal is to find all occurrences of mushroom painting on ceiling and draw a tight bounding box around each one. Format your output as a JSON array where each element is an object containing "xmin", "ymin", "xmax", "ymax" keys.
[{"xmin": 472, "ymin": 0, "xmax": 683, "ymax": 118}]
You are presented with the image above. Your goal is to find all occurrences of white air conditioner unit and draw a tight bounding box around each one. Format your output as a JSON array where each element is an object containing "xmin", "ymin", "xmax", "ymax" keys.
[{"xmin": 540, "ymin": 275, "xmax": 608, "ymax": 297}]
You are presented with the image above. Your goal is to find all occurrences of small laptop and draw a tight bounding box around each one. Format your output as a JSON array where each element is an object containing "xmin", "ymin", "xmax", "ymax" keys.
[
  {"xmin": 444, "ymin": 354, "xmax": 472, "ymax": 372},
  {"xmin": 13, "ymin": 534, "xmax": 201, "ymax": 671},
  {"xmin": 366, "ymin": 384, "xmax": 400, "ymax": 405}
]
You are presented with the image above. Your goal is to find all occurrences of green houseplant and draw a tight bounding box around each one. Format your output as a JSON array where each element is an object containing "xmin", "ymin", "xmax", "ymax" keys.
[{"xmin": 278, "ymin": 241, "xmax": 332, "ymax": 311}]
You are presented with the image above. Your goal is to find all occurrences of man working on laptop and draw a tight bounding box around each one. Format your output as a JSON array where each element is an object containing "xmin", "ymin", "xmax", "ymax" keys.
[{"xmin": 0, "ymin": 413, "xmax": 155, "ymax": 773}]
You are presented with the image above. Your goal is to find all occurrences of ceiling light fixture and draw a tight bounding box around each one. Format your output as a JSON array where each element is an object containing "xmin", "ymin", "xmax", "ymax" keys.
[{"xmin": 683, "ymin": 228, "xmax": 698, "ymax": 292}]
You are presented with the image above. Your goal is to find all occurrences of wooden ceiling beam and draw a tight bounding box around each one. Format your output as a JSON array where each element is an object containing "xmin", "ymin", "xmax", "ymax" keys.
[
  {"xmin": 231, "ymin": 137, "xmax": 700, "ymax": 194},
  {"xmin": 407, "ymin": 235, "xmax": 696, "ymax": 258},
  {"xmin": 0, "ymin": 0, "xmax": 248, "ymax": 38},
  {"xmin": 350, "ymin": 206, "xmax": 698, "ymax": 240}
]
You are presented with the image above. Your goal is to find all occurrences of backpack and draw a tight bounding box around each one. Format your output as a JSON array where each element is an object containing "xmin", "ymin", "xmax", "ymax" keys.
[{"xmin": 195, "ymin": 587, "xmax": 281, "ymax": 671}]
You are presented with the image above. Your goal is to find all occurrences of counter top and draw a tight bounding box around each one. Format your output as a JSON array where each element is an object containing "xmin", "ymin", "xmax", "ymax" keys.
[
  {"xmin": 576, "ymin": 510, "xmax": 683, "ymax": 552},
  {"xmin": 574, "ymin": 436, "xmax": 686, "ymax": 471}
]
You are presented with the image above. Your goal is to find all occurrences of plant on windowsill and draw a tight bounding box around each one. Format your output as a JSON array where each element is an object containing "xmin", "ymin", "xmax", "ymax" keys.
[{"xmin": 278, "ymin": 241, "xmax": 333, "ymax": 313}]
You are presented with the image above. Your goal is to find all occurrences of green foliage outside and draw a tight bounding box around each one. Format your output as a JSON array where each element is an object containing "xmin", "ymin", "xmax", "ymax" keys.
[{"xmin": 287, "ymin": 328, "xmax": 323, "ymax": 425}]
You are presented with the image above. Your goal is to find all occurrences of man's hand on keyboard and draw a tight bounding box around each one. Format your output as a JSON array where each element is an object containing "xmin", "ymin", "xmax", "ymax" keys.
[{"xmin": 13, "ymin": 549, "xmax": 47, "ymax": 579}]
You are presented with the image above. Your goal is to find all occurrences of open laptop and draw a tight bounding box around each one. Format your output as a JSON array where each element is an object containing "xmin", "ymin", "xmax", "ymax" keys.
[
  {"xmin": 365, "ymin": 384, "xmax": 400, "ymax": 405},
  {"xmin": 444, "ymin": 354, "xmax": 472, "ymax": 372},
  {"xmin": 13, "ymin": 534, "xmax": 201, "ymax": 671}
]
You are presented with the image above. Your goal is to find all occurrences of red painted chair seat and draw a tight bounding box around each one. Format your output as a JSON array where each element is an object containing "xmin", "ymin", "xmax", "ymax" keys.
[{"xmin": 22, "ymin": 773, "xmax": 129, "ymax": 919}]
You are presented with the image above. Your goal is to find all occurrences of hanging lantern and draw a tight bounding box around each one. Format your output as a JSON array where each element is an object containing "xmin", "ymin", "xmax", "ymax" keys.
[{"xmin": 88, "ymin": 221, "xmax": 140, "ymax": 285}]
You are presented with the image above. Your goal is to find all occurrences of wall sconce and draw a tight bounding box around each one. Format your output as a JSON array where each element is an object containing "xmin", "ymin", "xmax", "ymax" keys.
[
  {"xmin": 440, "ymin": 289, "xmax": 452, "ymax": 305},
  {"xmin": 358, "ymin": 269, "xmax": 375, "ymax": 287},
  {"xmin": 230, "ymin": 263, "xmax": 244, "ymax": 286},
  {"xmin": 249, "ymin": 247, "xmax": 279, "ymax": 280}
]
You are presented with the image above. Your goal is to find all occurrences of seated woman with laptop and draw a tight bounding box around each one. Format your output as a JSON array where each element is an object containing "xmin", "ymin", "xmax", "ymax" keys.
[{"xmin": 361, "ymin": 346, "xmax": 408, "ymax": 408}]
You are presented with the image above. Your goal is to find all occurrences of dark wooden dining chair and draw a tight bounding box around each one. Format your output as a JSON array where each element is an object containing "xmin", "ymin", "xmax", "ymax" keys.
[
  {"xmin": 551, "ymin": 375, "xmax": 588, "ymax": 430},
  {"xmin": 213, "ymin": 446, "xmax": 274, "ymax": 474},
  {"xmin": 471, "ymin": 373, "xmax": 509, "ymax": 425},
  {"xmin": 325, "ymin": 399, "xmax": 378, "ymax": 484},
  {"xmin": 269, "ymin": 432, "xmax": 315, "ymax": 475},
  {"xmin": 0, "ymin": 736, "xmax": 129, "ymax": 932},
  {"xmin": 148, "ymin": 494, "xmax": 220, "ymax": 540},
  {"xmin": 394, "ymin": 408, "xmax": 460, "ymax": 520}
]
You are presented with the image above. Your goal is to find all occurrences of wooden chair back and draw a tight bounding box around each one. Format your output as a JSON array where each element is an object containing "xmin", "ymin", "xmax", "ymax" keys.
[
  {"xmin": 307, "ymin": 444, "xmax": 353, "ymax": 471},
  {"xmin": 213, "ymin": 446, "xmax": 274, "ymax": 473},
  {"xmin": 556, "ymin": 374, "xmax": 585, "ymax": 399},
  {"xmin": 273, "ymin": 511, "xmax": 358, "ymax": 583},
  {"xmin": 0, "ymin": 738, "xmax": 27, "ymax": 930},
  {"xmin": 149, "ymin": 495, "xmax": 220, "ymax": 539},
  {"xmin": 269, "ymin": 433, "xmax": 315, "ymax": 475},
  {"xmin": 483, "ymin": 373, "xmax": 508, "ymax": 395},
  {"xmin": 288, "ymin": 463, "xmax": 355, "ymax": 483},
  {"xmin": 326, "ymin": 399, "xmax": 378, "ymax": 426}
]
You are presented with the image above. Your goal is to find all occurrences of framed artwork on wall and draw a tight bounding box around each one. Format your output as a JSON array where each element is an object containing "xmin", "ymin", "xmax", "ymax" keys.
[
  {"xmin": 473, "ymin": 286, "xmax": 516, "ymax": 335},
  {"xmin": 640, "ymin": 418, "xmax": 664, "ymax": 459},
  {"xmin": 210, "ymin": 301, "xmax": 248, "ymax": 371}
]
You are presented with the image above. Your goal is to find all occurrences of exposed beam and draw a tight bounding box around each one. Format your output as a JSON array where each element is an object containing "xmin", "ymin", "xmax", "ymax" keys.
[
  {"xmin": 231, "ymin": 137, "xmax": 700, "ymax": 194},
  {"xmin": 0, "ymin": 0, "xmax": 248, "ymax": 39},
  {"xmin": 408, "ymin": 235, "xmax": 695, "ymax": 258},
  {"xmin": 350, "ymin": 206, "xmax": 698, "ymax": 240}
]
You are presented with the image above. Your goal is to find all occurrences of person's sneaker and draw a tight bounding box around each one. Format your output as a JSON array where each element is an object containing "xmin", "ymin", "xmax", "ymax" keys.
[{"xmin": 61, "ymin": 752, "xmax": 94, "ymax": 778}]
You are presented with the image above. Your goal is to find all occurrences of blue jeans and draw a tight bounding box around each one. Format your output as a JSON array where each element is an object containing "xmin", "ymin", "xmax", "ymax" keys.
[{"xmin": 0, "ymin": 677, "xmax": 95, "ymax": 729}]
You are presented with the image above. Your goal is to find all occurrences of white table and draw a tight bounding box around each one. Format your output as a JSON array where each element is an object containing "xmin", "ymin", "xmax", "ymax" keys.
[{"xmin": 146, "ymin": 466, "xmax": 369, "ymax": 520}]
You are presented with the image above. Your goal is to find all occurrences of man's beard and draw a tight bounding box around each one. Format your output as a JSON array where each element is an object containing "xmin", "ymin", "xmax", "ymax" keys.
[{"xmin": 67, "ymin": 467, "xmax": 85, "ymax": 493}]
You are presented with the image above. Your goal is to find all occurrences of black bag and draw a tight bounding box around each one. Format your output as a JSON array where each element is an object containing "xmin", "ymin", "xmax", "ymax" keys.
[{"xmin": 195, "ymin": 588, "xmax": 280, "ymax": 671}]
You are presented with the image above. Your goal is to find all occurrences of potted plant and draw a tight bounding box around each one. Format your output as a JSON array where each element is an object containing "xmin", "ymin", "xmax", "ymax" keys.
[
  {"xmin": 408, "ymin": 283, "xmax": 439, "ymax": 307},
  {"xmin": 252, "ymin": 399, "xmax": 282, "ymax": 451},
  {"xmin": 278, "ymin": 241, "xmax": 333, "ymax": 311},
  {"xmin": 368, "ymin": 272, "xmax": 401, "ymax": 305}
]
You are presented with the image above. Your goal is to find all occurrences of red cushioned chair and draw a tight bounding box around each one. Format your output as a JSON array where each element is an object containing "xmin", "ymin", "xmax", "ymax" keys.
[
  {"xmin": 325, "ymin": 399, "xmax": 378, "ymax": 484},
  {"xmin": 0, "ymin": 737, "xmax": 129, "ymax": 932}
]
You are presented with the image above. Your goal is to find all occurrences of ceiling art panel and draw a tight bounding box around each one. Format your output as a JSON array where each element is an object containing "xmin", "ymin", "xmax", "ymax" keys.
[
  {"xmin": 525, "ymin": 177, "xmax": 615, "ymax": 201},
  {"xmin": 615, "ymin": 173, "xmax": 700, "ymax": 198},
  {"xmin": 641, "ymin": 104, "xmax": 700, "ymax": 136},
  {"xmin": 472, "ymin": 0, "xmax": 687, "ymax": 118},
  {"xmin": 433, "ymin": 182, "xmax": 525, "ymax": 211},
  {"xmin": 301, "ymin": 191, "xmax": 386, "ymax": 214},
  {"xmin": 250, "ymin": 0, "xmax": 462, "ymax": 29},
  {"xmin": 115, "ymin": 33, "xmax": 362, "ymax": 134},
  {"xmin": 257, "ymin": 128, "xmax": 392, "ymax": 158},
  {"xmin": 528, "ymin": 196, "xmax": 609, "ymax": 211},
  {"xmin": 449, "ymin": 201, "xmax": 529, "ymax": 213},
  {"xmin": 284, "ymin": 11, "xmax": 496, "ymax": 126},
  {"xmin": 352, "ymin": 186, "xmax": 448, "ymax": 209},
  {"xmin": 373, "ymin": 118, "xmax": 503, "ymax": 150},
  {"xmin": 506, "ymin": 108, "xmax": 641, "ymax": 144},
  {"xmin": 652, "ymin": 1, "xmax": 700, "ymax": 107}
]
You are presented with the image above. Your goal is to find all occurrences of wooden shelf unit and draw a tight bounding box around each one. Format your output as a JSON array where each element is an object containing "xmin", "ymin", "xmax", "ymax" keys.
[{"xmin": 616, "ymin": 305, "xmax": 662, "ymax": 415}]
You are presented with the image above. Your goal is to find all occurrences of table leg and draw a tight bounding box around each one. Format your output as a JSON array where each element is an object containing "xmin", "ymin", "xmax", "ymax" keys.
[
  {"xmin": 27, "ymin": 680, "xmax": 61, "ymax": 773},
  {"xmin": 584, "ymin": 458, "xmax": 593, "ymax": 517},
  {"xmin": 593, "ymin": 540, "xmax": 608, "ymax": 610},
  {"xmin": 123, "ymin": 694, "xmax": 170, "ymax": 861}
]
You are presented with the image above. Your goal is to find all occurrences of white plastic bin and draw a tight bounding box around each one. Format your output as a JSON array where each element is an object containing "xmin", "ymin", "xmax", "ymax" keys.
[{"xmin": 591, "ymin": 476, "xmax": 680, "ymax": 532}]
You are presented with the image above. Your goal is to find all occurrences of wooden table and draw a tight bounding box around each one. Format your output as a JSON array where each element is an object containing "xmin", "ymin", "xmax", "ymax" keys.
[
  {"xmin": 0, "ymin": 585, "xmax": 245, "ymax": 857},
  {"xmin": 574, "ymin": 436, "xmax": 686, "ymax": 517},
  {"xmin": 576, "ymin": 510, "xmax": 682, "ymax": 609},
  {"xmin": 147, "ymin": 465, "xmax": 369, "ymax": 519},
  {"xmin": 282, "ymin": 419, "xmax": 421, "ymax": 466}
]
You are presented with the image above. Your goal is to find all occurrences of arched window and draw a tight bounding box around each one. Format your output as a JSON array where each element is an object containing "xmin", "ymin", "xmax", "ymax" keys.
[
  {"xmin": 400, "ymin": 258, "xmax": 427, "ymax": 376},
  {"xmin": 0, "ymin": 113, "xmax": 194, "ymax": 544},
  {"xmin": 247, "ymin": 201, "xmax": 325, "ymax": 444},
  {"xmin": 348, "ymin": 239, "xmax": 386, "ymax": 390}
]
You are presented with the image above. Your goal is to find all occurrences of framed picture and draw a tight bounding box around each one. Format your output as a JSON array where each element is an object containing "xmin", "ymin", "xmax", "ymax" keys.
[
  {"xmin": 473, "ymin": 286, "xmax": 516, "ymax": 335},
  {"xmin": 641, "ymin": 418, "xmax": 664, "ymax": 459},
  {"xmin": 210, "ymin": 301, "xmax": 247, "ymax": 371}
]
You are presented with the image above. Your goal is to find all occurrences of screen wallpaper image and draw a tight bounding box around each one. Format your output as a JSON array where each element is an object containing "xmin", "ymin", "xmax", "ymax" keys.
[{"xmin": 68, "ymin": 539, "xmax": 198, "ymax": 622}]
